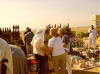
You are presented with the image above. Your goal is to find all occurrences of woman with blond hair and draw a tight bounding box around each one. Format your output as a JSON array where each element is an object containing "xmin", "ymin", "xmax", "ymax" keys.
[
  {"xmin": 58, "ymin": 28, "xmax": 72, "ymax": 74},
  {"xmin": 48, "ymin": 28, "xmax": 66, "ymax": 74}
]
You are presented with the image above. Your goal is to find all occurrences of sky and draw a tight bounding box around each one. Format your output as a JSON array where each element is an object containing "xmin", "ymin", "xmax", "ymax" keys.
[
  {"xmin": 99, "ymin": 0, "xmax": 100, "ymax": 13},
  {"xmin": 0, "ymin": 0, "xmax": 99, "ymax": 30}
]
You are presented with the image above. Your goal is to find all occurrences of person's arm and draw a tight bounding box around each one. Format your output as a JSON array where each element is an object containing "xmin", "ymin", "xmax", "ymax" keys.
[
  {"xmin": 0, "ymin": 61, "xmax": 2, "ymax": 74},
  {"xmin": 39, "ymin": 39, "xmax": 46, "ymax": 54},
  {"xmin": 40, "ymin": 47, "xmax": 46, "ymax": 54},
  {"xmin": 48, "ymin": 39, "xmax": 54, "ymax": 54},
  {"xmin": 48, "ymin": 47, "xmax": 53, "ymax": 54}
]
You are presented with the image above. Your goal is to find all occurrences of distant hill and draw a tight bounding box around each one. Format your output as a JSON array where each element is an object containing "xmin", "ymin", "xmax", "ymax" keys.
[
  {"xmin": 71, "ymin": 27, "xmax": 89, "ymax": 32},
  {"xmin": 20, "ymin": 27, "xmax": 89, "ymax": 41}
]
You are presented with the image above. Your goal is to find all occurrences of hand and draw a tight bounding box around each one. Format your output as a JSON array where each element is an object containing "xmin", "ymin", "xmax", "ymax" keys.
[
  {"xmin": 48, "ymin": 47, "xmax": 53, "ymax": 53},
  {"xmin": 40, "ymin": 47, "xmax": 46, "ymax": 54},
  {"xmin": 63, "ymin": 43, "xmax": 68, "ymax": 47},
  {"xmin": 42, "ymin": 49, "xmax": 46, "ymax": 54}
]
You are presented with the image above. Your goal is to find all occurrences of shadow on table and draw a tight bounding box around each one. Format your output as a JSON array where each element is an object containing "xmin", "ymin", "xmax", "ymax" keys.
[
  {"xmin": 49, "ymin": 70, "xmax": 99, "ymax": 74},
  {"xmin": 72, "ymin": 70, "xmax": 99, "ymax": 74}
]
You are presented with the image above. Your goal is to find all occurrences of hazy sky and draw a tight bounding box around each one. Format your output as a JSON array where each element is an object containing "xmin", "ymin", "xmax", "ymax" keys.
[
  {"xmin": 99, "ymin": 0, "xmax": 100, "ymax": 14},
  {"xmin": 0, "ymin": 0, "xmax": 99, "ymax": 30}
]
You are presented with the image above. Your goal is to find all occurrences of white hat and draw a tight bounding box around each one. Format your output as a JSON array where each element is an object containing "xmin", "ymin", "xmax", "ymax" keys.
[{"xmin": 36, "ymin": 29, "xmax": 43, "ymax": 34}]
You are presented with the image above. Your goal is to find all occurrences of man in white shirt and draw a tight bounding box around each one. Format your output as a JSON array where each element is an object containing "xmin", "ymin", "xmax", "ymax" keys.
[
  {"xmin": 32, "ymin": 29, "xmax": 46, "ymax": 74},
  {"xmin": 88, "ymin": 25, "xmax": 98, "ymax": 49},
  {"xmin": 0, "ymin": 38, "xmax": 13, "ymax": 74}
]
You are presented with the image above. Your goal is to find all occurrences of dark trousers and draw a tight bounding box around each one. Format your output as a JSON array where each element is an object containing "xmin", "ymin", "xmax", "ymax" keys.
[
  {"xmin": 1, "ymin": 59, "xmax": 8, "ymax": 74},
  {"xmin": 24, "ymin": 42, "xmax": 27, "ymax": 56},
  {"xmin": 34, "ymin": 54, "xmax": 45, "ymax": 74},
  {"xmin": 44, "ymin": 55, "xmax": 49, "ymax": 74}
]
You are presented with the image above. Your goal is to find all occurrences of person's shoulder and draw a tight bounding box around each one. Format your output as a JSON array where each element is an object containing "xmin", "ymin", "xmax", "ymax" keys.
[
  {"xmin": 0, "ymin": 38, "xmax": 11, "ymax": 51},
  {"xmin": 64, "ymin": 35, "xmax": 69, "ymax": 37},
  {"xmin": 57, "ymin": 36, "xmax": 61, "ymax": 40},
  {"xmin": 0, "ymin": 38, "xmax": 5, "ymax": 41},
  {"xmin": 24, "ymin": 32, "xmax": 27, "ymax": 35},
  {"xmin": 63, "ymin": 35, "xmax": 68, "ymax": 39},
  {"xmin": 57, "ymin": 36, "xmax": 60, "ymax": 38},
  {"xmin": 49, "ymin": 37, "xmax": 55, "ymax": 42},
  {"xmin": 0, "ymin": 38, "xmax": 7, "ymax": 45}
]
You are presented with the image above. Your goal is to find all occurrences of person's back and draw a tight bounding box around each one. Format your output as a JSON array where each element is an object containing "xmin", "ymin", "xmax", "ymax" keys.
[
  {"xmin": 10, "ymin": 45, "xmax": 29, "ymax": 74},
  {"xmin": 33, "ymin": 37, "xmax": 45, "ymax": 56},
  {"xmin": 24, "ymin": 29, "xmax": 34, "ymax": 54},
  {"xmin": 25, "ymin": 32, "xmax": 34, "ymax": 45},
  {"xmin": 49, "ymin": 37, "xmax": 65, "ymax": 56},
  {"xmin": 0, "ymin": 38, "xmax": 13, "ymax": 74}
]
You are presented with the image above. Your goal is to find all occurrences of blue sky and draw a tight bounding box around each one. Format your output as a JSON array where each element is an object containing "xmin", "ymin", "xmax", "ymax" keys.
[{"xmin": 0, "ymin": 0, "xmax": 99, "ymax": 30}]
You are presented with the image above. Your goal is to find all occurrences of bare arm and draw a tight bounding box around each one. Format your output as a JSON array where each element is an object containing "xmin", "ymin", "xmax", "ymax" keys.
[
  {"xmin": 48, "ymin": 47, "xmax": 53, "ymax": 54},
  {"xmin": 0, "ymin": 61, "xmax": 2, "ymax": 74}
]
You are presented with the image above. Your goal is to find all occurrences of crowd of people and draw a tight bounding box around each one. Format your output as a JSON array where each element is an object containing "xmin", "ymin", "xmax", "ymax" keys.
[
  {"xmin": 24, "ymin": 24, "xmax": 98, "ymax": 74},
  {"xmin": 23, "ymin": 25, "xmax": 73, "ymax": 74},
  {"xmin": 0, "ymin": 24, "xmax": 98, "ymax": 74}
]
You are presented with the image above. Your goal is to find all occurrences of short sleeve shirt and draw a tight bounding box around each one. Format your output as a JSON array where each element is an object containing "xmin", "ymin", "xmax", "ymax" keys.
[{"xmin": 48, "ymin": 37, "xmax": 65, "ymax": 56}]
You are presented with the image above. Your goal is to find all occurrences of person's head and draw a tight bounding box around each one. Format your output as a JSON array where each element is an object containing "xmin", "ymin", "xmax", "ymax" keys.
[
  {"xmin": 90, "ymin": 25, "xmax": 94, "ymax": 30},
  {"xmin": 35, "ymin": 29, "xmax": 44, "ymax": 41},
  {"xmin": 58, "ymin": 28, "xmax": 65, "ymax": 37},
  {"xmin": 50, "ymin": 28, "xmax": 58, "ymax": 37},
  {"xmin": 28, "ymin": 28, "xmax": 31, "ymax": 32},
  {"xmin": 45, "ymin": 25, "xmax": 51, "ymax": 33},
  {"xmin": 26, "ymin": 27, "xmax": 30, "ymax": 32}
]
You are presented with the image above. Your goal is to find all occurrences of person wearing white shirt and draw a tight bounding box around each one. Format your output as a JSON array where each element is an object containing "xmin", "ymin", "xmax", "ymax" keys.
[
  {"xmin": 48, "ymin": 28, "xmax": 66, "ymax": 74},
  {"xmin": 32, "ymin": 29, "xmax": 45, "ymax": 74},
  {"xmin": 58, "ymin": 28, "xmax": 72, "ymax": 74},
  {"xmin": 0, "ymin": 38, "xmax": 13, "ymax": 74},
  {"xmin": 88, "ymin": 25, "xmax": 98, "ymax": 49}
]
